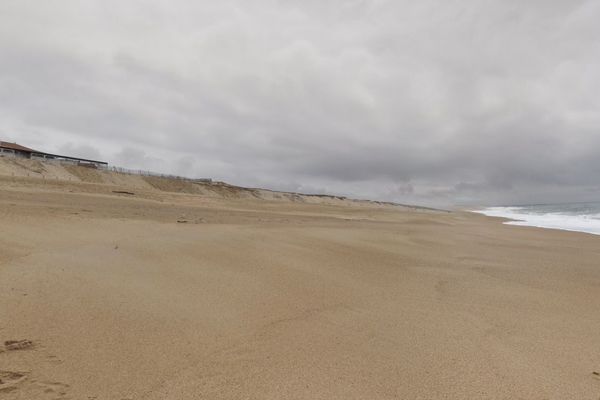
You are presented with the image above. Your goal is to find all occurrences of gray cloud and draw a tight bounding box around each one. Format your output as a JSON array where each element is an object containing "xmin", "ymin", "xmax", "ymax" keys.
[{"xmin": 1, "ymin": 0, "xmax": 599, "ymax": 206}]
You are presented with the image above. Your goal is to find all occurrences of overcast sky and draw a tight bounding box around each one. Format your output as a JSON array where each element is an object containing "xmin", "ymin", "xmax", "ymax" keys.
[{"xmin": 1, "ymin": 1, "xmax": 599, "ymax": 206}]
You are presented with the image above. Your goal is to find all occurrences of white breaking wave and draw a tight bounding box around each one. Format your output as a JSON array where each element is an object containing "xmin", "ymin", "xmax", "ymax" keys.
[{"xmin": 473, "ymin": 207, "xmax": 600, "ymax": 236}]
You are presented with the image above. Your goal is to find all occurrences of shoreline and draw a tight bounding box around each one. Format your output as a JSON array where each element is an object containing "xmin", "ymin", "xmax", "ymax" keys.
[{"xmin": 472, "ymin": 206, "xmax": 600, "ymax": 236}]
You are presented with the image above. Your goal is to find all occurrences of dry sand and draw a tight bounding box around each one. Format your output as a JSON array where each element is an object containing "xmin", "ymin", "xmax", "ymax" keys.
[{"xmin": 1, "ymin": 161, "xmax": 600, "ymax": 399}]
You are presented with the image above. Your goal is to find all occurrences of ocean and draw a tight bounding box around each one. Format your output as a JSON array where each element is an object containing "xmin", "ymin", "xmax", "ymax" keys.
[{"xmin": 474, "ymin": 201, "xmax": 600, "ymax": 236}]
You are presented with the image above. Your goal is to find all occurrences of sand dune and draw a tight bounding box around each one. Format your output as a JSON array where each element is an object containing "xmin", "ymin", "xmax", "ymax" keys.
[
  {"xmin": 1, "ymin": 159, "xmax": 600, "ymax": 399},
  {"xmin": 0, "ymin": 157, "xmax": 417, "ymax": 208}
]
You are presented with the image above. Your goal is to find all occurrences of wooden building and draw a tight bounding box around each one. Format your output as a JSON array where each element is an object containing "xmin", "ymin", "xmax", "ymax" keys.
[{"xmin": 0, "ymin": 141, "xmax": 108, "ymax": 168}]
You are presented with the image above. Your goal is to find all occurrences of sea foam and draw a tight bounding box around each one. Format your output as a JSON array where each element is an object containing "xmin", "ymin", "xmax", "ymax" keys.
[{"xmin": 474, "ymin": 206, "xmax": 600, "ymax": 236}]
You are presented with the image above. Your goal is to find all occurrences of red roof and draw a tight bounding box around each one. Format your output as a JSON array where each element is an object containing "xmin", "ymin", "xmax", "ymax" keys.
[{"xmin": 0, "ymin": 141, "xmax": 37, "ymax": 152}]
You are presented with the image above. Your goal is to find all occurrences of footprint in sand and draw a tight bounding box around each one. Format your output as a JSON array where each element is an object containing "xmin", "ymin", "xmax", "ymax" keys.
[
  {"xmin": 34, "ymin": 380, "xmax": 71, "ymax": 397},
  {"xmin": 4, "ymin": 339, "xmax": 34, "ymax": 351},
  {"xmin": 0, "ymin": 370, "xmax": 27, "ymax": 392}
]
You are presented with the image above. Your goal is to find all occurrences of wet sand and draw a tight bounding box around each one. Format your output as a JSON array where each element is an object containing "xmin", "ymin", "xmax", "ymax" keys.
[{"xmin": 1, "ymin": 176, "xmax": 600, "ymax": 399}]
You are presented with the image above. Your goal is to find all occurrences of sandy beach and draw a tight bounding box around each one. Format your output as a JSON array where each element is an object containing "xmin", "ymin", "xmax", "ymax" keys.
[{"xmin": 1, "ymin": 162, "xmax": 600, "ymax": 399}]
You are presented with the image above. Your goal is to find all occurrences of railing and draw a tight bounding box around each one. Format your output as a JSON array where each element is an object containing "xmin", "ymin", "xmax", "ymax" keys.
[
  {"xmin": 108, "ymin": 166, "xmax": 212, "ymax": 183},
  {"xmin": 0, "ymin": 151, "xmax": 212, "ymax": 183}
]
